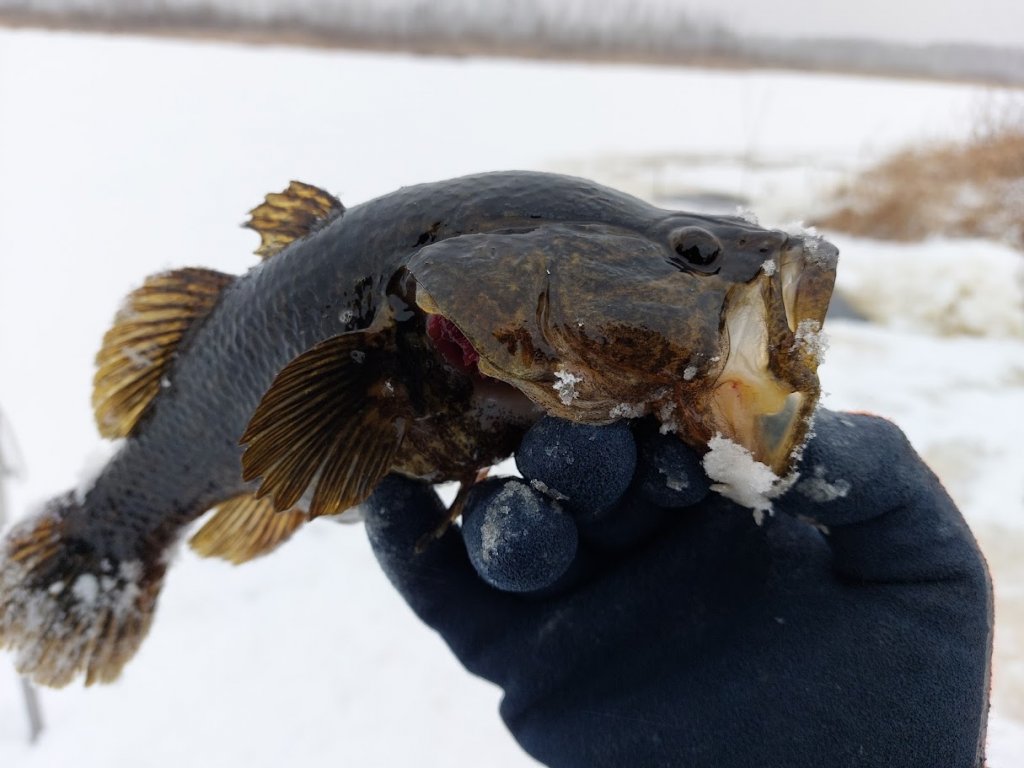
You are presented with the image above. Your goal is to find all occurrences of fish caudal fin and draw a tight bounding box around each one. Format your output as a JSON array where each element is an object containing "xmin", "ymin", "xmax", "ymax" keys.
[
  {"xmin": 0, "ymin": 494, "xmax": 164, "ymax": 687},
  {"xmin": 189, "ymin": 494, "xmax": 308, "ymax": 564},
  {"xmin": 241, "ymin": 329, "xmax": 406, "ymax": 518}
]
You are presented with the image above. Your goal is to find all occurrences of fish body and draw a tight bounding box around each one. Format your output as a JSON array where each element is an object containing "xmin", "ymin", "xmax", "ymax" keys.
[{"xmin": 0, "ymin": 171, "xmax": 837, "ymax": 686}]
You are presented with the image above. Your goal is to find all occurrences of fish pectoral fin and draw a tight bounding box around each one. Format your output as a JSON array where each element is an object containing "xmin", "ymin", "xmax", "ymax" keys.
[
  {"xmin": 244, "ymin": 181, "xmax": 345, "ymax": 260},
  {"xmin": 189, "ymin": 494, "xmax": 309, "ymax": 564},
  {"xmin": 240, "ymin": 329, "xmax": 406, "ymax": 518},
  {"xmin": 93, "ymin": 267, "xmax": 235, "ymax": 439}
]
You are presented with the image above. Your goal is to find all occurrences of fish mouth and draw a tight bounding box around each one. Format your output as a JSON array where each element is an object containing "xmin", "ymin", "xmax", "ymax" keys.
[{"xmin": 706, "ymin": 236, "xmax": 838, "ymax": 475}]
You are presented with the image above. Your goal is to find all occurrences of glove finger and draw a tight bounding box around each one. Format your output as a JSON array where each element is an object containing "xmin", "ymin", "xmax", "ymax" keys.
[
  {"xmin": 515, "ymin": 418, "xmax": 636, "ymax": 517},
  {"xmin": 458, "ymin": 477, "xmax": 668, "ymax": 601},
  {"xmin": 461, "ymin": 477, "xmax": 580, "ymax": 594},
  {"xmin": 515, "ymin": 417, "xmax": 708, "ymax": 559},
  {"xmin": 364, "ymin": 475, "xmax": 515, "ymax": 637},
  {"xmin": 779, "ymin": 409, "xmax": 989, "ymax": 585},
  {"xmin": 632, "ymin": 423, "xmax": 711, "ymax": 509},
  {"xmin": 575, "ymin": 494, "xmax": 671, "ymax": 554}
]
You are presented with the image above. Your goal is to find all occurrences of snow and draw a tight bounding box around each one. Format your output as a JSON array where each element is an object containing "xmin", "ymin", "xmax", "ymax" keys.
[
  {"xmin": 702, "ymin": 434, "xmax": 790, "ymax": 522},
  {"xmin": 0, "ymin": 27, "xmax": 1022, "ymax": 766},
  {"xmin": 72, "ymin": 439, "xmax": 123, "ymax": 505},
  {"xmin": 657, "ymin": 400, "xmax": 679, "ymax": 434},
  {"xmin": 792, "ymin": 318, "xmax": 829, "ymax": 363},
  {"xmin": 816, "ymin": 320, "xmax": 1024, "ymax": 531},
  {"xmin": 607, "ymin": 402, "xmax": 646, "ymax": 419},
  {"xmin": 478, "ymin": 481, "xmax": 543, "ymax": 564},
  {"xmin": 70, "ymin": 574, "xmax": 99, "ymax": 606},
  {"xmin": 0, "ymin": 514, "xmax": 151, "ymax": 685},
  {"xmin": 831, "ymin": 236, "xmax": 1024, "ymax": 338},
  {"xmin": 657, "ymin": 465, "xmax": 690, "ymax": 493},
  {"xmin": 528, "ymin": 478, "xmax": 569, "ymax": 502},
  {"xmin": 552, "ymin": 369, "xmax": 583, "ymax": 406},
  {"xmin": 795, "ymin": 464, "xmax": 851, "ymax": 503}
]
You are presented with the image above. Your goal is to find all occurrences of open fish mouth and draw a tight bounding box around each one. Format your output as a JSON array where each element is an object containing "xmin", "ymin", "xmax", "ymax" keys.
[
  {"xmin": 407, "ymin": 219, "xmax": 838, "ymax": 479},
  {"xmin": 707, "ymin": 235, "xmax": 838, "ymax": 475}
]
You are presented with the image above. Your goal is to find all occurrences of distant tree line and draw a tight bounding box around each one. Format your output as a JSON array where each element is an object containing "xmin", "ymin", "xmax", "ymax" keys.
[{"xmin": 0, "ymin": 0, "xmax": 1021, "ymax": 85}]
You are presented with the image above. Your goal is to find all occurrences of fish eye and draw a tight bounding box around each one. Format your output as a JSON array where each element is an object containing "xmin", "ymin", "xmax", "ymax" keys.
[{"xmin": 669, "ymin": 227, "xmax": 722, "ymax": 270}]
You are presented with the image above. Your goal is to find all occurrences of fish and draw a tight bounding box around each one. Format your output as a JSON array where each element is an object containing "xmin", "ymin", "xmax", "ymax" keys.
[{"xmin": 0, "ymin": 171, "xmax": 838, "ymax": 687}]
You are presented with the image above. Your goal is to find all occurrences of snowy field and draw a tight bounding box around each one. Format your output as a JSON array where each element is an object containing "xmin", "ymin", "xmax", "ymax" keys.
[{"xmin": 1, "ymin": 29, "xmax": 1023, "ymax": 765}]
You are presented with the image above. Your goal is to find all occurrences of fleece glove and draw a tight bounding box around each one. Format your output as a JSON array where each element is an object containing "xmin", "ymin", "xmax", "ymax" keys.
[{"xmin": 364, "ymin": 409, "xmax": 992, "ymax": 768}]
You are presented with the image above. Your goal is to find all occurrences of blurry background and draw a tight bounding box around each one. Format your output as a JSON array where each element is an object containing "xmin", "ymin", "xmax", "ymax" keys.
[{"xmin": 0, "ymin": 1, "xmax": 1022, "ymax": 765}]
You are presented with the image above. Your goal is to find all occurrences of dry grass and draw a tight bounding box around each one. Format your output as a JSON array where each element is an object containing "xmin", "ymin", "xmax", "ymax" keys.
[{"xmin": 817, "ymin": 125, "xmax": 1024, "ymax": 250}]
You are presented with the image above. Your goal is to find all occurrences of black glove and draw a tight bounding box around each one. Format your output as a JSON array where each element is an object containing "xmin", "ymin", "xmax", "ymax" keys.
[{"xmin": 364, "ymin": 410, "xmax": 992, "ymax": 768}]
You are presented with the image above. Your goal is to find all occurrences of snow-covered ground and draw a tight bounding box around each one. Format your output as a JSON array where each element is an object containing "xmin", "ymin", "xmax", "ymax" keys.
[{"xmin": 0, "ymin": 29, "xmax": 1022, "ymax": 765}]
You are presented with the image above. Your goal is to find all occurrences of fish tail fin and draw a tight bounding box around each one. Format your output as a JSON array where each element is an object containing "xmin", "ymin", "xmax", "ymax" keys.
[{"xmin": 0, "ymin": 492, "xmax": 165, "ymax": 687}]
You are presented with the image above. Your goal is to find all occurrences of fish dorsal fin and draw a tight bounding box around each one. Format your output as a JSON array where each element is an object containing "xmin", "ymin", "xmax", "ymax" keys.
[
  {"xmin": 93, "ymin": 267, "xmax": 234, "ymax": 438},
  {"xmin": 244, "ymin": 181, "xmax": 345, "ymax": 260},
  {"xmin": 240, "ymin": 328, "xmax": 406, "ymax": 517},
  {"xmin": 189, "ymin": 494, "xmax": 308, "ymax": 564}
]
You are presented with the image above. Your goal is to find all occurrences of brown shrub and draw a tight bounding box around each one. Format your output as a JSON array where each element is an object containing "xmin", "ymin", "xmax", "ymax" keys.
[{"xmin": 816, "ymin": 126, "xmax": 1024, "ymax": 250}]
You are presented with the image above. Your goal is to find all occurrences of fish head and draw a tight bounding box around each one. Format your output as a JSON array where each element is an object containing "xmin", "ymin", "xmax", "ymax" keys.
[{"xmin": 406, "ymin": 216, "xmax": 837, "ymax": 475}]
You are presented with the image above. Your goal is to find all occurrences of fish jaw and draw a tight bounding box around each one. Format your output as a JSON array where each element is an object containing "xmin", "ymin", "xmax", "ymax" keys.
[
  {"xmin": 702, "ymin": 236, "xmax": 838, "ymax": 475},
  {"xmin": 409, "ymin": 221, "xmax": 837, "ymax": 476}
]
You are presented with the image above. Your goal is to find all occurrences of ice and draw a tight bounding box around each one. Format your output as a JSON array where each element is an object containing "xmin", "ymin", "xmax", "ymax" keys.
[
  {"xmin": 608, "ymin": 402, "xmax": 646, "ymax": 419},
  {"xmin": 792, "ymin": 319, "xmax": 830, "ymax": 364},
  {"xmin": 657, "ymin": 401, "xmax": 679, "ymax": 434},
  {"xmin": 657, "ymin": 466, "xmax": 689, "ymax": 492},
  {"xmin": 529, "ymin": 478, "xmax": 569, "ymax": 502},
  {"xmin": 552, "ymin": 369, "xmax": 583, "ymax": 406},
  {"xmin": 760, "ymin": 258, "xmax": 777, "ymax": 276}
]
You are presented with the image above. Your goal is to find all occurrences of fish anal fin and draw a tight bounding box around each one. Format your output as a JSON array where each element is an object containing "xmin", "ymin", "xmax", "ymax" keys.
[
  {"xmin": 241, "ymin": 329, "xmax": 405, "ymax": 518},
  {"xmin": 189, "ymin": 495, "xmax": 308, "ymax": 565},
  {"xmin": 244, "ymin": 181, "xmax": 344, "ymax": 260},
  {"xmin": 92, "ymin": 268, "xmax": 234, "ymax": 439}
]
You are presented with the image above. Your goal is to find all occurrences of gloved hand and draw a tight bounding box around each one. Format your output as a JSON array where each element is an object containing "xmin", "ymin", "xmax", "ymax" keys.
[{"xmin": 364, "ymin": 410, "xmax": 992, "ymax": 768}]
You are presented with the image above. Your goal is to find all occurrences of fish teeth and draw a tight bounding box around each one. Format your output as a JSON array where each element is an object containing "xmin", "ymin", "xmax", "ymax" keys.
[{"xmin": 779, "ymin": 245, "xmax": 804, "ymax": 332}]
